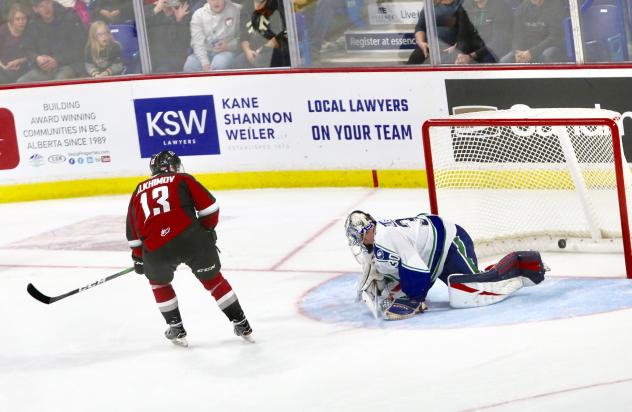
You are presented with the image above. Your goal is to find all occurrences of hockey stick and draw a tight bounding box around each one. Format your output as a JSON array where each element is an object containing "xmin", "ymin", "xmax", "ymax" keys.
[{"xmin": 27, "ymin": 267, "xmax": 134, "ymax": 304}]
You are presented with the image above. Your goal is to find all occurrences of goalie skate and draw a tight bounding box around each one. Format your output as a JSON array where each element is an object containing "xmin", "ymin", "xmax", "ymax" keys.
[{"xmin": 165, "ymin": 323, "xmax": 188, "ymax": 347}]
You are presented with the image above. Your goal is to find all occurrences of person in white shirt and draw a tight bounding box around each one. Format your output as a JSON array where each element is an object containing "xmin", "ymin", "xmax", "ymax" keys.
[
  {"xmin": 183, "ymin": 0, "xmax": 240, "ymax": 71},
  {"xmin": 344, "ymin": 210, "xmax": 547, "ymax": 320}
]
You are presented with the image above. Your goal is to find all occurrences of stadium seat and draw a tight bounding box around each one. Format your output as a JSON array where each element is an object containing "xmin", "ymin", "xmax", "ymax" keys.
[
  {"xmin": 564, "ymin": 0, "xmax": 628, "ymax": 62},
  {"xmin": 109, "ymin": 23, "xmax": 141, "ymax": 74}
]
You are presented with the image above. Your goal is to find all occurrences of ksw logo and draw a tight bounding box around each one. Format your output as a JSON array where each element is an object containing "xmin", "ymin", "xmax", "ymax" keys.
[
  {"xmin": 146, "ymin": 110, "xmax": 207, "ymax": 137},
  {"xmin": 134, "ymin": 95, "xmax": 220, "ymax": 158}
]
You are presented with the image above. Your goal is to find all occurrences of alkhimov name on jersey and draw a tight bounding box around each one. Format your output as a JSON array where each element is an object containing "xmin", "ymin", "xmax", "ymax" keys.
[{"xmin": 137, "ymin": 175, "xmax": 176, "ymax": 195}]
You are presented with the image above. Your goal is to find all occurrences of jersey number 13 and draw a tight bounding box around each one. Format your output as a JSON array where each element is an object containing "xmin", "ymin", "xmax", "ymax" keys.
[{"xmin": 140, "ymin": 186, "xmax": 171, "ymax": 220}]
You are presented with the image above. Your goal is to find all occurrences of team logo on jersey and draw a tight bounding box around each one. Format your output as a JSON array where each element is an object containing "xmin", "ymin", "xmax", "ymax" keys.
[
  {"xmin": 133, "ymin": 95, "xmax": 220, "ymax": 158},
  {"xmin": 161, "ymin": 227, "xmax": 171, "ymax": 237},
  {"xmin": 388, "ymin": 254, "xmax": 400, "ymax": 267}
]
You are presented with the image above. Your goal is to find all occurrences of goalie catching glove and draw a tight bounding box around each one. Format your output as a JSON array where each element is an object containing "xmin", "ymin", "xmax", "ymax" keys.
[{"xmin": 356, "ymin": 261, "xmax": 414, "ymax": 320}]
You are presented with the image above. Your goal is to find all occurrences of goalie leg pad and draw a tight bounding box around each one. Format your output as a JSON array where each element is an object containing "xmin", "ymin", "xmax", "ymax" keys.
[{"xmin": 448, "ymin": 274, "xmax": 524, "ymax": 308}]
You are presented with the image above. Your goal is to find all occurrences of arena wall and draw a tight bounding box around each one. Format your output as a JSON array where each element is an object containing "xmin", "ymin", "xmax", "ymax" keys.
[{"xmin": 2, "ymin": 66, "xmax": 632, "ymax": 202}]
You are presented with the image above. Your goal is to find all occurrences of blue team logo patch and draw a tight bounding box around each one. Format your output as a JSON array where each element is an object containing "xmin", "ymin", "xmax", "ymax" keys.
[{"xmin": 133, "ymin": 95, "xmax": 220, "ymax": 158}]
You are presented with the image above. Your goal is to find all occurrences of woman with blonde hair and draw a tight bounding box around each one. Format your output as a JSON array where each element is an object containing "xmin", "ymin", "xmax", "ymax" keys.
[
  {"xmin": 84, "ymin": 20, "xmax": 124, "ymax": 77},
  {"xmin": 0, "ymin": 2, "xmax": 29, "ymax": 83}
]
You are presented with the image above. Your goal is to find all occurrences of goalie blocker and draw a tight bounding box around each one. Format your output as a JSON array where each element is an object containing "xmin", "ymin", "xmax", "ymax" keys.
[{"xmin": 448, "ymin": 251, "xmax": 547, "ymax": 308}]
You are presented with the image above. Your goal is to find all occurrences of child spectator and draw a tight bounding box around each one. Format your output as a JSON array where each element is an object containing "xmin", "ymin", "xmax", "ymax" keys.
[
  {"xmin": 144, "ymin": 0, "xmax": 191, "ymax": 73},
  {"xmin": 183, "ymin": 0, "xmax": 240, "ymax": 72},
  {"xmin": 18, "ymin": 0, "xmax": 86, "ymax": 82},
  {"xmin": 0, "ymin": 2, "xmax": 29, "ymax": 83},
  {"xmin": 92, "ymin": 0, "xmax": 134, "ymax": 24},
  {"xmin": 233, "ymin": 0, "xmax": 289, "ymax": 68},
  {"xmin": 84, "ymin": 19, "xmax": 123, "ymax": 77}
]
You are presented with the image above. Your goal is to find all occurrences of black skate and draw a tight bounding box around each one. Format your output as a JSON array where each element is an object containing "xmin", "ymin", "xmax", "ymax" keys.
[
  {"xmin": 165, "ymin": 323, "xmax": 188, "ymax": 347},
  {"xmin": 233, "ymin": 318, "xmax": 254, "ymax": 343}
]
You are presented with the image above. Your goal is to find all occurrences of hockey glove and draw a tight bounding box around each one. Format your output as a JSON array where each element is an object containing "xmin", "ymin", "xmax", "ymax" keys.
[{"xmin": 132, "ymin": 253, "xmax": 144, "ymax": 275}]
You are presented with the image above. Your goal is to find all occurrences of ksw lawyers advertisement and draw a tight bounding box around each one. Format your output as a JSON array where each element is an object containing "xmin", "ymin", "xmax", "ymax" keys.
[{"xmin": 0, "ymin": 71, "xmax": 444, "ymax": 185}]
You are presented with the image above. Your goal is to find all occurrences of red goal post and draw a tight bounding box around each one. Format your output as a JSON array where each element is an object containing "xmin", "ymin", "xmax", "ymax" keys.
[{"xmin": 421, "ymin": 108, "xmax": 632, "ymax": 278}]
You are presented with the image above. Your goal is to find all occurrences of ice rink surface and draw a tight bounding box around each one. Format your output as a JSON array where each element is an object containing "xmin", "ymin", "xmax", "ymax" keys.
[{"xmin": 2, "ymin": 187, "xmax": 632, "ymax": 412}]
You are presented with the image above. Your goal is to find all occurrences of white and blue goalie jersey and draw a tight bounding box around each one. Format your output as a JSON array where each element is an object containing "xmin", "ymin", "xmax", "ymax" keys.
[{"xmin": 372, "ymin": 214, "xmax": 457, "ymax": 300}]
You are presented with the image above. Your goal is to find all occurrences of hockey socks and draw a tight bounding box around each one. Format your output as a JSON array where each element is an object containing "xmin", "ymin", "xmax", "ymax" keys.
[
  {"xmin": 150, "ymin": 281, "xmax": 188, "ymax": 346},
  {"xmin": 200, "ymin": 273, "xmax": 254, "ymax": 342},
  {"xmin": 200, "ymin": 272, "xmax": 238, "ymax": 311},
  {"xmin": 150, "ymin": 281, "xmax": 182, "ymax": 324}
]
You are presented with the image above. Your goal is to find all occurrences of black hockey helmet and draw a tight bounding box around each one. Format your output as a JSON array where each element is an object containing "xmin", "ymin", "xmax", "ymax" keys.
[{"xmin": 149, "ymin": 150, "xmax": 182, "ymax": 175}]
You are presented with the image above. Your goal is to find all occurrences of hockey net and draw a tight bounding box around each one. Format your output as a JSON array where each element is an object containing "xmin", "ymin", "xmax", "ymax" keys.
[{"xmin": 422, "ymin": 108, "xmax": 632, "ymax": 278}]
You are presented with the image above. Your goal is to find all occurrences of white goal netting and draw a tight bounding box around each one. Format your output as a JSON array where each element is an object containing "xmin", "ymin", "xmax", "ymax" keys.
[{"xmin": 423, "ymin": 108, "xmax": 632, "ymax": 262}]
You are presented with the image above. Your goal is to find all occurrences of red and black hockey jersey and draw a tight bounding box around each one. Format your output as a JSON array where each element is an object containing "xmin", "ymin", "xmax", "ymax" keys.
[{"xmin": 126, "ymin": 172, "xmax": 218, "ymax": 253}]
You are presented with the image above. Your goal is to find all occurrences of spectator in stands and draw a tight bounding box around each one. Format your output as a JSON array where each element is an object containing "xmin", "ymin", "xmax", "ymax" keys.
[
  {"xmin": 144, "ymin": 0, "xmax": 191, "ymax": 73},
  {"xmin": 500, "ymin": 0, "xmax": 565, "ymax": 63},
  {"xmin": 1, "ymin": 0, "xmax": 29, "ymax": 24},
  {"xmin": 234, "ymin": 0, "xmax": 289, "ymax": 68},
  {"xmin": 407, "ymin": 0, "xmax": 471, "ymax": 65},
  {"xmin": 0, "ymin": 2, "xmax": 30, "ymax": 83},
  {"xmin": 183, "ymin": 0, "xmax": 240, "ymax": 72},
  {"xmin": 54, "ymin": 0, "xmax": 91, "ymax": 30},
  {"xmin": 84, "ymin": 19, "xmax": 123, "ymax": 77},
  {"xmin": 454, "ymin": 0, "xmax": 513, "ymax": 64},
  {"xmin": 92, "ymin": 0, "xmax": 134, "ymax": 24},
  {"xmin": 308, "ymin": 0, "xmax": 365, "ymax": 62},
  {"xmin": 18, "ymin": 0, "xmax": 86, "ymax": 82}
]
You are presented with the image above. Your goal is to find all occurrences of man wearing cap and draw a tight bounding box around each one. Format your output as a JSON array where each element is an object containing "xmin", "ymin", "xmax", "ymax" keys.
[
  {"xmin": 18, "ymin": 0, "xmax": 86, "ymax": 82},
  {"xmin": 183, "ymin": 0, "xmax": 240, "ymax": 72}
]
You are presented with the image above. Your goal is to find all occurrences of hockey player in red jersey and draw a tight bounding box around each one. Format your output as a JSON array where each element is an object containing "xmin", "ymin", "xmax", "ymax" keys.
[{"xmin": 126, "ymin": 150, "xmax": 253, "ymax": 346}]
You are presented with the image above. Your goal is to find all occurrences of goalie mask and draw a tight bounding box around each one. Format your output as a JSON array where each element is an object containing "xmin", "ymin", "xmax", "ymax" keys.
[
  {"xmin": 150, "ymin": 150, "xmax": 182, "ymax": 175},
  {"xmin": 344, "ymin": 210, "xmax": 376, "ymax": 263}
]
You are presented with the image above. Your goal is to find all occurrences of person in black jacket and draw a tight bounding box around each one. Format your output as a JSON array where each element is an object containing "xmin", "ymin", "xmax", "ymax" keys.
[
  {"xmin": 454, "ymin": 0, "xmax": 513, "ymax": 64},
  {"xmin": 407, "ymin": 0, "xmax": 471, "ymax": 65},
  {"xmin": 500, "ymin": 0, "xmax": 565, "ymax": 63},
  {"xmin": 144, "ymin": 0, "xmax": 191, "ymax": 73},
  {"xmin": 17, "ymin": 0, "xmax": 86, "ymax": 82},
  {"xmin": 233, "ymin": 0, "xmax": 289, "ymax": 68}
]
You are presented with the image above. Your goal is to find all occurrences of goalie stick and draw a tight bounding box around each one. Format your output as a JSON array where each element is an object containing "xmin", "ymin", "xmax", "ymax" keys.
[{"xmin": 27, "ymin": 267, "xmax": 134, "ymax": 304}]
